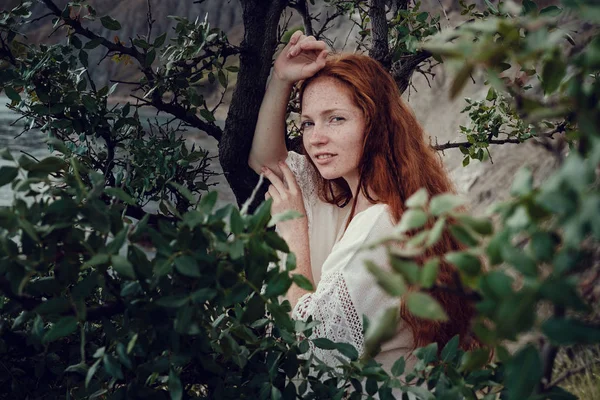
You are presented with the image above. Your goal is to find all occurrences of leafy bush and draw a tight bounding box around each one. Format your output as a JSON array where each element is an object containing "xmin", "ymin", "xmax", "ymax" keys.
[{"xmin": 1, "ymin": 0, "xmax": 600, "ymax": 399}]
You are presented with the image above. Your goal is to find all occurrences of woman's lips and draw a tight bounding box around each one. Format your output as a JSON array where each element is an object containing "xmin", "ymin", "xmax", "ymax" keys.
[{"xmin": 314, "ymin": 154, "xmax": 337, "ymax": 165}]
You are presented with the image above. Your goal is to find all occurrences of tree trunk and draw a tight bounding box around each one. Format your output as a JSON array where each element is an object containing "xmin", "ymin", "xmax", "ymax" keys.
[{"xmin": 219, "ymin": 0, "xmax": 288, "ymax": 209}]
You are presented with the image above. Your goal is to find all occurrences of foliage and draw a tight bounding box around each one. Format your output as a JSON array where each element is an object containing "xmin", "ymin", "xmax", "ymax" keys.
[{"xmin": 0, "ymin": 0, "xmax": 599, "ymax": 399}]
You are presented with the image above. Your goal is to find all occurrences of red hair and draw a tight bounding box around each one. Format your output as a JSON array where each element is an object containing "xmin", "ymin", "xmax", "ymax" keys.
[{"xmin": 298, "ymin": 53, "xmax": 478, "ymax": 351}]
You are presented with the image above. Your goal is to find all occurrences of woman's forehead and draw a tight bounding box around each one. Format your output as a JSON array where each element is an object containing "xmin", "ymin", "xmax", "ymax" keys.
[{"xmin": 302, "ymin": 77, "xmax": 356, "ymax": 112}]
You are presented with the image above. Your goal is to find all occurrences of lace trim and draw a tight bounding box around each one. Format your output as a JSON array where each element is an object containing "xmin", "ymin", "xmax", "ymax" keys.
[
  {"xmin": 285, "ymin": 151, "xmax": 317, "ymax": 230},
  {"xmin": 292, "ymin": 270, "xmax": 364, "ymax": 366}
]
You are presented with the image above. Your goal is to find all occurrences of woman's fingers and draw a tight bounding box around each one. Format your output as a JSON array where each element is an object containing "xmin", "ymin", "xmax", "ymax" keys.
[
  {"xmin": 278, "ymin": 161, "xmax": 299, "ymax": 192},
  {"xmin": 288, "ymin": 35, "xmax": 324, "ymax": 58},
  {"xmin": 289, "ymin": 30, "xmax": 303, "ymax": 46},
  {"xmin": 262, "ymin": 166, "xmax": 286, "ymax": 194}
]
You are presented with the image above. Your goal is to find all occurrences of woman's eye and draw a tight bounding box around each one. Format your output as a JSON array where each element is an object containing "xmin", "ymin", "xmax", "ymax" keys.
[
  {"xmin": 300, "ymin": 121, "xmax": 313, "ymax": 130},
  {"xmin": 331, "ymin": 116, "xmax": 345, "ymax": 123}
]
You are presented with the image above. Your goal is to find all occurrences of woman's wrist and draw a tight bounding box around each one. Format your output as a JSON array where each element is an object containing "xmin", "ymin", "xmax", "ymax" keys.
[{"xmin": 270, "ymin": 70, "xmax": 295, "ymax": 90}]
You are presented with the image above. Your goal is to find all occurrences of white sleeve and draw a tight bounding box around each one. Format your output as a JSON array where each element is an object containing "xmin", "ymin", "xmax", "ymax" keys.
[
  {"xmin": 284, "ymin": 151, "xmax": 317, "ymax": 228},
  {"xmin": 292, "ymin": 207, "xmax": 408, "ymax": 366}
]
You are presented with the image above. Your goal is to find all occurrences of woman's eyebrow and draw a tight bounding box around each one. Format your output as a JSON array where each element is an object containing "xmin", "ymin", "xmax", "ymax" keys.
[{"xmin": 301, "ymin": 108, "xmax": 347, "ymax": 119}]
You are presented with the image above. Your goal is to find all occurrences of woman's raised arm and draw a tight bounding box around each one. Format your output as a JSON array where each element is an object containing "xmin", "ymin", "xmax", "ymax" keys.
[{"xmin": 248, "ymin": 31, "xmax": 328, "ymax": 181}]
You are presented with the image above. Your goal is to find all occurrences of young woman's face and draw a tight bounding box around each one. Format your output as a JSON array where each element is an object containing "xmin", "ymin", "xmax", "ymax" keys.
[{"xmin": 301, "ymin": 77, "xmax": 366, "ymax": 187}]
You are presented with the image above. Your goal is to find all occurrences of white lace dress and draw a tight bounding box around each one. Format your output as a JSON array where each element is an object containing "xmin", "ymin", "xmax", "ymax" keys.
[{"xmin": 284, "ymin": 151, "xmax": 414, "ymax": 373}]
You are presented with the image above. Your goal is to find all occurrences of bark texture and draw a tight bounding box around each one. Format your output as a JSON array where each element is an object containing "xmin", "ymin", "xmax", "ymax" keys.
[{"xmin": 219, "ymin": 0, "xmax": 289, "ymax": 208}]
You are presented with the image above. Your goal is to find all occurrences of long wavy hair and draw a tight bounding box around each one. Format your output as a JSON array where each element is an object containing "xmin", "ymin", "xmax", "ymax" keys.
[{"xmin": 298, "ymin": 53, "xmax": 478, "ymax": 350}]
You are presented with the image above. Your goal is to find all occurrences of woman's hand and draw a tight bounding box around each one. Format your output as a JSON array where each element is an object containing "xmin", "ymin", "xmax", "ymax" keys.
[
  {"xmin": 273, "ymin": 31, "xmax": 328, "ymax": 85},
  {"xmin": 262, "ymin": 161, "xmax": 307, "ymax": 239}
]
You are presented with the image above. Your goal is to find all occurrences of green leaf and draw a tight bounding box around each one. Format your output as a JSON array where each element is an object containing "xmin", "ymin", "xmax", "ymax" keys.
[
  {"xmin": 174, "ymin": 255, "xmax": 200, "ymax": 277},
  {"xmin": 511, "ymin": 167, "xmax": 533, "ymax": 196},
  {"xmin": 292, "ymin": 274, "xmax": 313, "ymax": 291},
  {"xmin": 406, "ymin": 188, "xmax": 429, "ymax": 208},
  {"xmin": 441, "ymin": 334, "xmax": 460, "ymax": 362},
  {"xmin": 4, "ymin": 86, "xmax": 21, "ymax": 102},
  {"xmin": 450, "ymin": 63, "xmax": 474, "ymax": 99},
  {"xmin": 28, "ymin": 156, "xmax": 67, "ymax": 174},
  {"xmin": 542, "ymin": 53, "xmax": 566, "ymax": 95},
  {"xmin": 459, "ymin": 348, "xmax": 491, "ymax": 373},
  {"xmin": 522, "ymin": 0, "xmax": 538, "ymax": 15},
  {"xmin": 84, "ymin": 38, "xmax": 103, "ymax": 49},
  {"xmin": 365, "ymin": 261, "xmax": 407, "ymax": 297},
  {"xmin": 111, "ymin": 255, "xmax": 135, "ymax": 279},
  {"xmin": 0, "ymin": 166, "xmax": 18, "ymax": 187},
  {"xmin": 542, "ymin": 318, "xmax": 600, "ymax": 345},
  {"xmin": 100, "ymin": 15, "xmax": 121, "ymax": 30},
  {"xmin": 429, "ymin": 194, "xmax": 465, "ymax": 216},
  {"xmin": 229, "ymin": 207, "xmax": 245, "ymax": 235},
  {"xmin": 145, "ymin": 48, "xmax": 156, "ymax": 67},
  {"xmin": 86, "ymin": 253, "xmax": 110, "ymax": 266},
  {"xmin": 455, "ymin": 215, "xmax": 493, "ymax": 235},
  {"xmin": 154, "ymin": 33, "xmax": 167, "ymax": 47},
  {"xmin": 265, "ymin": 272, "xmax": 292, "ymax": 297},
  {"xmin": 449, "ymin": 224, "xmax": 479, "ymax": 247},
  {"xmin": 168, "ymin": 182, "xmax": 195, "ymax": 203},
  {"xmin": 395, "ymin": 209, "xmax": 428, "ymax": 232},
  {"xmin": 363, "ymin": 306, "xmax": 399, "ymax": 358},
  {"xmin": 268, "ymin": 209, "xmax": 304, "ymax": 227},
  {"xmin": 406, "ymin": 292, "xmax": 448, "ymax": 321},
  {"xmin": 334, "ymin": 342, "xmax": 359, "ymax": 361},
  {"xmin": 198, "ymin": 191, "xmax": 218, "ymax": 213},
  {"xmin": 43, "ymin": 316, "xmax": 78, "ymax": 344},
  {"xmin": 169, "ymin": 369, "xmax": 183, "ymax": 400},
  {"xmin": 105, "ymin": 187, "xmax": 136, "ymax": 205},
  {"xmin": 505, "ymin": 345, "xmax": 542, "ymax": 400},
  {"xmin": 200, "ymin": 108, "xmax": 215, "ymax": 122},
  {"xmin": 0, "ymin": 148, "xmax": 14, "ymax": 161},
  {"xmin": 426, "ymin": 217, "xmax": 446, "ymax": 247},
  {"xmin": 312, "ymin": 337, "xmax": 336, "ymax": 349},
  {"xmin": 79, "ymin": 50, "xmax": 88, "ymax": 67},
  {"xmin": 218, "ymin": 69, "xmax": 227, "ymax": 88},
  {"xmin": 414, "ymin": 342, "xmax": 438, "ymax": 364},
  {"xmin": 391, "ymin": 357, "xmax": 405, "ymax": 376},
  {"xmin": 390, "ymin": 258, "xmax": 420, "ymax": 284},
  {"xmin": 19, "ymin": 218, "xmax": 40, "ymax": 242},
  {"xmin": 420, "ymin": 258, "xmax": 440, "ymax": 288},
  {"xmin": 103, "ymin": 354, "xmax": 124, "ymax": 379},
  {"xmin": 86, "ymin": 359, "xmax": 101, "ymax": 387},
  {"xmin": 540, "ymin": 5, "xmax": 562, "ymax": 17},
  {"xmin": 445, "ymin": 251, "xmax": 481, "ymax": 276}
]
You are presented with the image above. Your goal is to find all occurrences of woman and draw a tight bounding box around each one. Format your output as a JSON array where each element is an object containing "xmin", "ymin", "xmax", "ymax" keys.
[{"xmin": 248, "ymin": 31, "xmax": 477, "ymax": 372}]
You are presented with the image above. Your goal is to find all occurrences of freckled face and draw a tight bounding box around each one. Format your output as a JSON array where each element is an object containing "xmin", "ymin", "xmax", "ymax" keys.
[{"xmin": 301, "ymin": 77, "xmax": 366, "ymax": 186}]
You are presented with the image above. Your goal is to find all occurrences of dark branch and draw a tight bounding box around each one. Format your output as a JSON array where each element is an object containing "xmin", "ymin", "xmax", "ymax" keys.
[
  {"xmin": 368, "ymin": 0, "xmax": 391, "ymax": 69},
  {"xmin": 131, "ymin": 95, "xmax": 222, "ymax": 141},
  {"xmin": 432, "ymin": 126, "xmax": 566, "ymax": 152},
  {"xmin": 40, "ymin": 0, "xmax": 223, "ymax": 142},
  {"xmin": 391, "ymin": 51, "xmax": 432, "ymax": 94},
  {"xmin": 289, "ymin": 0, "xmax": 314, "ymax": 37}
]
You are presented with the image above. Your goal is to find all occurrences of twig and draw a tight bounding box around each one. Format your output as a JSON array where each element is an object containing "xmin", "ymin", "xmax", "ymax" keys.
[
  {"xmin": 146, "ymin": 0, "xmax": 154, "ymax": 42},
  {"xmin": 549, "ymin": 360, "xmax": 600, "ymax": 388},
  {"xmin": 29, "ymin": 12, "xmax": 55, "ymax": 24},
  {"xmin": 436, "ymin": 0, "xmax": 451, "ymax": 29},
  {"xmin": 432, "ymin": 128, "xmax": 564, "ymax": 151},
  {"xmin": 289, "ymin": 0, "xmax": 314, "ymax": 37}
]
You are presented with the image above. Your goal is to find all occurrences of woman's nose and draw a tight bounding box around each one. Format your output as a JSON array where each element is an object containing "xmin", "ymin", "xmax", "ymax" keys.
[{"xmin": 307, "ymin": 125, "xmax": 328, "ymax": 145}]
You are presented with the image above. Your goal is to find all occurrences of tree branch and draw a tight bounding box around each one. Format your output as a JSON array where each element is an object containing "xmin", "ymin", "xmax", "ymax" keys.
[
  {"xmin": 40, "ymin": 0, "xmax": 223, "ymax": 142},
  {"xmin": 548, "ymin": 359, "xmax": 600, "ymax": 388},
  {"xmin": 432, "ymin": 128, "xmax": 566, "ymax": 152},
  {"xmin": 289, "ymin": 0, "xmax": 314, "ymax": 37},
  {"xmin": 368, "ymin": 0, "xmax": 391, "ymax": 69},
  {"xmin": 391, "ymin": 50, "xmax": 432, "ymax": 94}
]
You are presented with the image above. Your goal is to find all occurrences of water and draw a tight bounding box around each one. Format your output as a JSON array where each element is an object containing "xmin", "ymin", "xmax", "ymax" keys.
[{"xmin": 0, "ymin": 96, "xmax": 236, "ymax": 208}]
